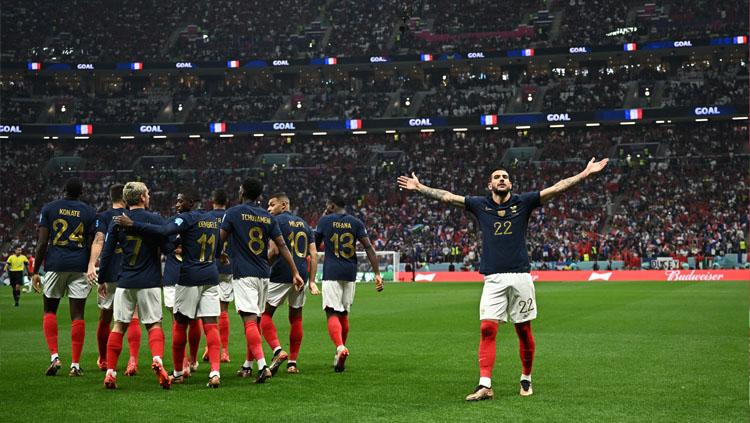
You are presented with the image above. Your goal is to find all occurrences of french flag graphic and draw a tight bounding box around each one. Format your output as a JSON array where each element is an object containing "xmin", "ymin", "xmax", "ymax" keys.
[
  {"xmin": 623, "ymin": 43, "xmax": 637, "ymax": 51},
  {"xmin": 227, "ymin": 60, "xmax": 240, "ymax": 68},
  {"xmin": 420, "ymin": 54, "xmax": 433, "ymax": 62},
  {"xmin": 76, "ymin": 124, "xmax": 93, "ymax": 135},
  {"xmin": 325, "ymin": 57, "xmax": 337, "ymax": 65},
  {"xmin": 734, "ymin": 36, "xmax": 747, "ymax": 44},
  {"xmin": 521, "ymin": 49, "xmax": 534, "ymax": 57},
  {"xmin": 130, "ymin": 62, "xmax": 143, "ymax": 70},
  {"xmin": 346, "ymin": 119, "xmax": 362, "ymax": 130},
  {"xmin": 210, "ymin": 122, "xmax": 226, "ymax": 133},
  {"xmin": 624, "ymin": 108, "xmax": 643, "ymax": 120},
  {"xmin": 28, "ymin": 62, "xmax": 41, "ymax": 71},
  {"xmin": 481, "ymin": 115, "xmax": 498, "ymax": 126}
]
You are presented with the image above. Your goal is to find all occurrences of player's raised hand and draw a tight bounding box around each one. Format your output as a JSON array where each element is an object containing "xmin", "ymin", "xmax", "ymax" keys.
[
  {"xmin": 374, "ymin": 274, "xmax": 384, "ymax": 292},
  {"xmin": 31, "ymin": 274, "xmax": 41, "ymax": 293},
  {"xmin": 113, "ymin": 214, "xmax": 134, "ymax": 228},
  {"xmin": 584, "ymin": 157, "xmax": 609, "ymax": 177},
  {"xmin": 397, "ymin": 172, "xmax": 421, "ymax": 191},
  {"xmin": 308, "ymin": 280, "xmax": 320, "ymax": 295}
]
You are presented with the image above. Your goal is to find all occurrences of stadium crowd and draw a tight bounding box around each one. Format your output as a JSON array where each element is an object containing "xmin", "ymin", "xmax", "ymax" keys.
[
  {"xmin": 2, "ymin": 0, "xmax": 746, "ymax": 61},
  {"xmin": 2, "ymin": 122, "xmax": 746, "ymax": 270}
]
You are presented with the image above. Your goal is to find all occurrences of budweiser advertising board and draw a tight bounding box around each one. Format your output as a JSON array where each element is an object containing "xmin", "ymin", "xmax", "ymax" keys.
[{"xmin": 403, "ymin": 270, "xmax": 750, "ymax": 283}]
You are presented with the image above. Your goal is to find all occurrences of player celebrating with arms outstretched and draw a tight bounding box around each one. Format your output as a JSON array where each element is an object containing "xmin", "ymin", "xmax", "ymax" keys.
[{"xmin": 398, "ymin": 157, "xmax": 608, "ymax": 400}]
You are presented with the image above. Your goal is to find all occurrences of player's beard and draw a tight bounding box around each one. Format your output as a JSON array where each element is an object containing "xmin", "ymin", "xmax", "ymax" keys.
[{"xmin": 492, "ymin": 187, "xmax": 510, "ymax": 197}]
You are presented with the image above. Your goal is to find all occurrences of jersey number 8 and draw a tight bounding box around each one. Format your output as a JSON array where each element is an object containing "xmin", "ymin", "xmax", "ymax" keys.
[{"xmin": 248, "ymin": 227, "xmax": 265, "ymax": 255}]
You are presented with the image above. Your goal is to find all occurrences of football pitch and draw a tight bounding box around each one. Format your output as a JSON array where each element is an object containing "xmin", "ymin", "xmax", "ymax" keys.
[{"xmin": 1, "ymin": 281, "xmax": 747, "ymax": 422}]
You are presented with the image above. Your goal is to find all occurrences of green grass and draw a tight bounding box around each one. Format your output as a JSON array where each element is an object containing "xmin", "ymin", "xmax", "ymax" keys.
[{"xmin": 1, "ymin": 282, "xmax": 748, "ymax": 422}]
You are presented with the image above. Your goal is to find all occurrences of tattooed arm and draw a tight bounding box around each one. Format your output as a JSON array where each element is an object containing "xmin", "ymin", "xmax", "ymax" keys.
[
  {"xmin": 397, "ymin": 172, "xmax": 465, "ymax": 207},
  {"xmin": 539, "ymin": 157, "xmax": 609, "ymax": 204}
]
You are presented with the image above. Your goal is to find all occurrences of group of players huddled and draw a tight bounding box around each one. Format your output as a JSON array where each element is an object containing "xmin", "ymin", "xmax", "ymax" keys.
[
  {"xmin": 32, "ymin": 177, "xmax": 383, "ymax": 389},
  {"xmin": 33, "ymin": 156, "xmax": 607, "ymax": 399}
]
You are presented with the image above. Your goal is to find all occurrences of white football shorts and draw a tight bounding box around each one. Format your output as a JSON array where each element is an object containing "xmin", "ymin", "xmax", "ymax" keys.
[
  {"xmin": 479, "ymin": 272, "xmax": 537, "ymax": 323},
  {"xmin": 321, "ymin": 280, "xmax": 355, "ymax": 313}
]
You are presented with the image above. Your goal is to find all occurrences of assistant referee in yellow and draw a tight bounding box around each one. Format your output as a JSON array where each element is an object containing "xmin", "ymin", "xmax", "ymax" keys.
[{"xmin": 4, "ymin": 247, "xmax": 30, "ymax": 306}]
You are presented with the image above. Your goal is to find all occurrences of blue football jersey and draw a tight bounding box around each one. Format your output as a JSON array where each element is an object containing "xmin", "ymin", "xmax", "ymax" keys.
[
  {"xmin": 100, "ymin": 209, "xmax": 167, "ymax": 289},
  {"xmin": 209, "ymin": 209, "xmax": 232, "ymax": 275},
  {"xmin": 220, "ymin": 202, "xmax": 282, "ymax": 279},
  {"xmin": 270, "ymin": 211, "xmax": 314, "ymax": 283},
  {"xmin": 38, "ymin": 198, "xmax": 97, "ymax": 272},
  {"xmin": 464, "ymin": 192, "xmax": 541, "ymax": 274},
  {"xmin": 315, "ymin": 213, "xmax": 367, "ymax": 282},
  {"xmin": 131, "ymin": 210, "xmax": 220, "ymax": 286},
  {"xmin": 161, "ymin": 216, "xmax": 182, "ymax": 286},
  {"xmin": 95, "ymin": 207, "xmax": 125, "ymax": 283}
]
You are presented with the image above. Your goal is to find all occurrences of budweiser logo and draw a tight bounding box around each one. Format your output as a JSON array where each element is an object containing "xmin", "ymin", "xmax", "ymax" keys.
[
  {"xmin": 588, "ymin": 272, "xmax": 613, "ymax": 281},
  {"xmin": 665, "ymin": 270, "xmax": 725, "ymax": 281},
  {"xmin": 414, "ymin": 273, "xmax": 436, "ymax": 282}
]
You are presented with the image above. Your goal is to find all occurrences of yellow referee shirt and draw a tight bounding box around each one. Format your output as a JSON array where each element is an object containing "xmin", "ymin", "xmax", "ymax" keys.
[{"xmin": 6, "ymin": 255, "xmax": 29, "ymax": 272}]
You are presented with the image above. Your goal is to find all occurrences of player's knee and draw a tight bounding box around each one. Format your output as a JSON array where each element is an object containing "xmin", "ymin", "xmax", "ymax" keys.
[
  {"xmin": 174, "ymin": 312, "xmax": 191, "ymax": 324},
  {"xmin": 289, "ymin": 308, "xmax": 302, "ymax": 321},
  {"xmin": 480, "ymin": 320, "xmax": 499, "ymax": 339},
  {"xmin": 514, "ymin": 321, "xmax": 532, "ymax": 338}
]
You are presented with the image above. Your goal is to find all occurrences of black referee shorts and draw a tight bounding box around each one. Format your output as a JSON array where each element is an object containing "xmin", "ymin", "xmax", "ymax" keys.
[{"xmin": 8, "ymin": 271, "xmax": 23, "ymax": 287}]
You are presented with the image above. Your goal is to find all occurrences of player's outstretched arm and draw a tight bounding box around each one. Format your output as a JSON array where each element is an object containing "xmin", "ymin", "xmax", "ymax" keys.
[
  {"xmin": 273, "ymin": 235, "xmax": 305, "ymax": 290},
  {"xmin": 359, "ymin": 237, "xmax": 383, "ymax": 292},
  {"xmin": 397, "ymin": 172, "xmax": 465, "ymax": 207},
  {"xmin": 114, "ymin": 214, "xmax": 180, "ymax": 237},
  {"xmin": 540, "ymin": 157, "xmax": 609, "ymax": 204}
]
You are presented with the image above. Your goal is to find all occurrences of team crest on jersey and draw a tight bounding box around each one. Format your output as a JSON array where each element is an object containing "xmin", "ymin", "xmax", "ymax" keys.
[
  {"xmin": 510, "ymin": 205, "xmax": 518, "ymax": 214},
  {"xmin": 498, "ymin": 210, "xmax": 506, "ymax": 217}
]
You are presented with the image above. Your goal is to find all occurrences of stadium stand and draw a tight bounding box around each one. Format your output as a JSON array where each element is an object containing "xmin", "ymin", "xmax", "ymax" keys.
[{"xmin": 2, "ymin": 121, "xmax": 746, "ymax": 270}]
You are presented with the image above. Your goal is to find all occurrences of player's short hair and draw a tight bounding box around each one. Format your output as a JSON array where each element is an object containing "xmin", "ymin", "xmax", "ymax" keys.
[
  {"xmin": 242, "ymin": 178, "xmax": 263, "ymax": 201},
  {"xmin": 212, "ymin": 189, "xmax": 228, "ymax": 206},
  {"xmin": 328, "ymin": 195, "xmax": 346, "ymax": 208},
  {"xmin": 179, "ymin": 186, "xmax": 200, "ymax": 204},
  {"xmin": 269, "ymin": 192, "xmax": 290, "ymax": 203},
  {"xmin": 109, "ymin": 184, "xmax": 124, "ymax": 203},
  {"xmin": 123, "ymin": 182, "xmax": 148, "ymax": 206},
  {"xmin": 489, "ymin": 168, "xmax": 511, "ymax": 181},
  {"xmin": 64, "ymin": 177, "xmax": 83, "ymax": 199}
]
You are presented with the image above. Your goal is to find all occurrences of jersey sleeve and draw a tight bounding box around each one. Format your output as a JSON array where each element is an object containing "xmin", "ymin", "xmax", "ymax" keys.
[
  {"xmin": 86, "ymin": 206, "xmax": 98, "ymax": 237},
  {"xmin": 314, "ymin": 216, "xmax": 326, "ymax": 246},
  {"xmin": 355, "ymin": 219, "xmax": 367, "ymax": 240},
  {"xmin": 98, "ymin": 222, "xmax": 120, "ymax": 280},
  {"xmin": 268, "ymin": 216, "xmax": 282, "ymax": 239},
  {"xmin": 464, "ymin": 196, "xmax": 481, "ymax": 214},
  {"xmin": 520, "ymin": 192, "xmax": 542, "ymax": 210},
  {"xmin": 220, "ymin": 210, "xmax": 233, "ymax": 234},
  {"xmin": 132, "ymin": 212, "xmax": 182, "ymax": 237},
  {"xmin": 38, "ymin": 204, "xmax": 50, "ymax": 228},
  {"xmin": 306, "ymin": 225, "xmax": 316, "ymax": 247},
  {"xmin": 95, "ymin": 212, "xmax": 107, "ymax": 235}
]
